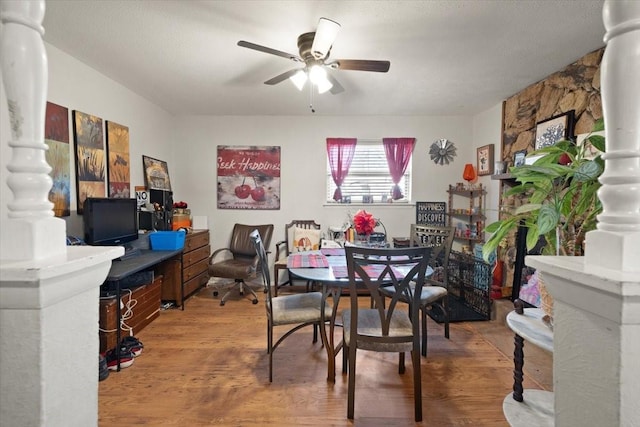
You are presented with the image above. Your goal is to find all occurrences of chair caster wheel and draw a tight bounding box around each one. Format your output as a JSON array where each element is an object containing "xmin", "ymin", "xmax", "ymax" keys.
[
  {"xmin": 213, "ymin": 291, "xmax": 219, "ymax": 297},
  {"xmin": 252, "ymin": 299, "xmax": 258, "ymax": 304},
  {"xmin": 264, "ymin": 288, "xmax": 268, "ymax": 293},
  {"xmin": 220, "ymin": 301, "xmax": 225, "ymax": 306},
  {"xmin": 240, "ymin": 291, "xmax": 244, "ymax": 296}
]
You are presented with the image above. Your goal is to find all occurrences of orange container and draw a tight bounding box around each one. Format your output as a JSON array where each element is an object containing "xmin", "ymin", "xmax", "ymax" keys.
[{"xmin": 172, "ymin": 214, "xmax": 191, "ymax": 230}]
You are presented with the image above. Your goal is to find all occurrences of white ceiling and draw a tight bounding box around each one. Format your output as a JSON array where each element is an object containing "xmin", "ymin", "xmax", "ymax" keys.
[{"xmin": 41, "ymin": 0, "xmax": 606, "ymax": 116}]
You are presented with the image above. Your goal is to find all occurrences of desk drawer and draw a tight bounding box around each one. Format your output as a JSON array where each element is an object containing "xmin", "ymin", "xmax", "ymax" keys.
[
  {"xmin": 99, "ymin": 276, "xmax": 162, "ymax": 352},
  {"xmin": 184, "ymin": 258, "xmax": 208, "ymax": 282},
  {"xmin": 183, "ymin": 245, "xmax": 209, "ymax": 269},
  {"xmin": 184, "ymin": 271, "xmax": 209, "ymax": 298},
  {"xmin": 185, "ymin": 230, "xmax": 209, "ymax": 252}
]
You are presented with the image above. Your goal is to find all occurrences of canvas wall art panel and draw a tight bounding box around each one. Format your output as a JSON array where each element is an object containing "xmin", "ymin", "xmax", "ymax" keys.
[
  {"xmin": 142, "ymin": 155, "xmax": 171, "ymax": 191},
  {"xmin": 106, "ymin": 121, "xmax": 131, "ymax": 198},
  {"xmin": 45, "ymin": 101, "xmax": 71, "ymax": 217},
  {"xmin": 73, "ymin": 110, "xmax": 106, "ymax": 213},
  {"xmin": 217, "ymin": 145, "xmax": 281, "ymax": 210}
]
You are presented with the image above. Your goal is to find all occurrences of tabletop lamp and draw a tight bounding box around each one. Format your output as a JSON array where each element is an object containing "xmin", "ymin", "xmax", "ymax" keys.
[{"xmin": 463, "ymin": 163, "xmax": 476, "ymax": 187}]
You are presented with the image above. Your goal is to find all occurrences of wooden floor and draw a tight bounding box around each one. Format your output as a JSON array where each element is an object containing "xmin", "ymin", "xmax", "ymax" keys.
[{"xmin": 99, "ymin": 282, "xmax": 552, "ymax": 426}]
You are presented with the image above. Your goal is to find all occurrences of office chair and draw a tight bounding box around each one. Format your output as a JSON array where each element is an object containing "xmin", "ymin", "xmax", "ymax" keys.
[
  {"xmin": 251, "ymin": 229, "xmax": 332, "ymax": 382},
  {"xmin": 209, "ymin": 223, "xmax": 273, "ymax": 306}
]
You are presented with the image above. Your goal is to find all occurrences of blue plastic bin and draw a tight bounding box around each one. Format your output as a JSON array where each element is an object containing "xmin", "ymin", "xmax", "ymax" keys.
[{"xmin": 149, "ymin": 230, "xmax": 186, "ymax": 250}]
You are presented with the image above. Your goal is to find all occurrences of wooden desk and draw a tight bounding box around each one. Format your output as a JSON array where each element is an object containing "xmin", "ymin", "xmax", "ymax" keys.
[{"xmin": 105, "ymin": 248, "xmax": 182, "ymax": 370}]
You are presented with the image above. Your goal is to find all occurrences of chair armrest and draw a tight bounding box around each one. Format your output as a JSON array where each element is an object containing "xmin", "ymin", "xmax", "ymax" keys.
[
  {"xmin": 209, "ymin": 247, "xmax": 232, "ymax": 264},
  {"xmin": 275, "ymin": 240, "xmax": 288, "ymax": 261}
]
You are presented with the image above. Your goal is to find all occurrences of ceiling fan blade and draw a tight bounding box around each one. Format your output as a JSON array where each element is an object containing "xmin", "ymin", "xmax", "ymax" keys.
[
  {"xmin": 237, "ymin": 40, "xmax": 303, "ymax": 62},
  {"xmin": 326, "ymin": 73, "xmax": 344, "ymax": 94},
  {"xmin": 328, "ymin": 59, "xmax": 391, "ymax": 72},
  {"xmin": 311, "ymin": 17, "xmax": 340, "ymax": 59},
  {"xmin": 264, "ymin": 69, "xmax": 301, "ymax": 85}
]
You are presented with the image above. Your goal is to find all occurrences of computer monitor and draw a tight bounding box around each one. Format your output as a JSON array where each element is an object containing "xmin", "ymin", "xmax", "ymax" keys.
[{"xmin": 83, "ymin": 197, "xmax": 138, "ymax": 246}]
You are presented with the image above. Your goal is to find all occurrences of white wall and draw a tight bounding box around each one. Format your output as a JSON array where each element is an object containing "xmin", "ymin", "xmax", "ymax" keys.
[
  {"xmin": 1, "ymin": 43, "xmax": 176, "ymax": 236},
  {"xmin": 2, "ymin": 42, "xmax": 502, "ymax": 254},
  {"xmin": 472, "ymin": 103, "xmax": 504, "ymax": 226},
  {"xmin": 172, "ymin": 115, "xmax": 476, "ymax": 252}
]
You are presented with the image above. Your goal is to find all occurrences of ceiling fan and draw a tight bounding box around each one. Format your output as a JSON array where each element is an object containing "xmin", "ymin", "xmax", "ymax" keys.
[{"xmin": 237, "ymin": 18, "xmax": 390, "ymax": 95}]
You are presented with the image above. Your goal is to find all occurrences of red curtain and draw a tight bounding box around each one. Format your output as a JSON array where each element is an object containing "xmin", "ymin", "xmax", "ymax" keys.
[
  {"xmin": 383, "ymin": 137, "xmax": 416, "ymax": 199},
  {"xmin": 326, "ymin": 138, "xmax": 357, "ymax": 201}
]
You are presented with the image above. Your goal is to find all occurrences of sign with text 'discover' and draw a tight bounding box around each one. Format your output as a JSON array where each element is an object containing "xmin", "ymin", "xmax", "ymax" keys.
[{"xmin": 416, "ymin": 201, "xmax": 446, "ymax": 227}]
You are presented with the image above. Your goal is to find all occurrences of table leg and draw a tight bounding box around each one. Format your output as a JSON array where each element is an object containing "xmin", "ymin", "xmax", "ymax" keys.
[
  {"xmin": 320, "ymin": 282, "xmax": 343, "ymax": 382},
  {"xmin": 512, "ymin": 333, "xmax": 525, "ymax": 402}
]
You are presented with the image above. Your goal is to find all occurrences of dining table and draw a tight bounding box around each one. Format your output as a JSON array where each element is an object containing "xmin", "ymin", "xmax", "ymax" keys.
[{"xmin": 287, "ymin": 247, "xmax": 433, "ymax": 382}]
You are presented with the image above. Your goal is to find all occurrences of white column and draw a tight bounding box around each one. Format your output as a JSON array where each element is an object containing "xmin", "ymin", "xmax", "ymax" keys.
[
  {"xmin": 528, "ymin": 1, "xmax": 640, "ymax": 426},
  {"xmin": 0, "ymin": 2, "xmax": 123, "ymax": 426},
  {"xmin": 0, "ymin": 0, "xmax": 66, "ymax": 261}
]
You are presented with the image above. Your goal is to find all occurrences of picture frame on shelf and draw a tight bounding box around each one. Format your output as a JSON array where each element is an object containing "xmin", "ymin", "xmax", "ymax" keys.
[
  {"xmin": 514, "ymin": 150, "xmax": 527, "ymax": 167},
  {"xmin": 142, "ymin": 155, "xmax": 172, "ymax": 191},
  {"xmin": 534, "ymin": 110, "xmax": 575, "ymax": 150},
  {"xmin": 476, "ymin": 144, "xmax": 494, "ymax": 176}
]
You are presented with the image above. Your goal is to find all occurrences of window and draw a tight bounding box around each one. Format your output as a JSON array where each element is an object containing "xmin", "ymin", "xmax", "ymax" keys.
[{"xmin": 326, "ymin": 140, "xmax": 411, "ymax": 203}]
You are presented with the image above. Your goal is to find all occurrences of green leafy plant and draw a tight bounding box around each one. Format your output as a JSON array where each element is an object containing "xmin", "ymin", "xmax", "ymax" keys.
[{"xmin": 483, "ymin": 119, "xmax": 605, "ymax": 261}]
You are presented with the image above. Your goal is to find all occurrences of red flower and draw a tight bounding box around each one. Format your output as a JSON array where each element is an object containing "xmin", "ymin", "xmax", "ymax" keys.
[{"xmin": 353, "ymin": 210, "xmax": 377, "ymax": 235}]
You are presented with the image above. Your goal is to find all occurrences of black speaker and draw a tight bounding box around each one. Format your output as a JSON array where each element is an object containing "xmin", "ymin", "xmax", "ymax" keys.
[
  {"xmin": 149, "ymin": 189, "xmax": 173, "ymax": 211},
  {"xmin": 153, "ymin": 211, "xmax": 172, "ymax": 231},
  {"xmin": 149, "ymin": 190, "xmax": 173, "ymax": 230},
  {"xmin": 138, "ymin": 211, "xmax": 154, "ymax": 231}
]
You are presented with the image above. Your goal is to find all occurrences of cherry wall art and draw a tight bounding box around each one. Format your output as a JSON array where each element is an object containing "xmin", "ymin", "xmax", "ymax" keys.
[{"xmin": 217, "ymin": 145, "xmax": 281, "ymax": 210}]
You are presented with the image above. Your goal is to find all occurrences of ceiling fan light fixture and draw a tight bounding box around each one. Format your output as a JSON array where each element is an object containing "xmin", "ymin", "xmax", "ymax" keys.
[
  {"xmin": 316, "ymin": 77, "xmax": 333, "ymax": 94},
  {"xmin": 309, "ymin": 65, "xmax": 332, "ymax": 93},
  {"xmin": 311, "ymin": 17, "xmax": 340, "ymax": 59},
  {"xmin": 289, "ymin": 69, "xmax": 307, "ymax": 90}
]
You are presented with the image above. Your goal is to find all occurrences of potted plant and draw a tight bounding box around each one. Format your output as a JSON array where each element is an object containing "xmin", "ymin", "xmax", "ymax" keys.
[
  {"xmin": 482, "ymin": 120, "xmax": 605, "ymax": 316},
  {"xmin": 483, "ymin": 119, "xmax": 605, "ymax": 261}
]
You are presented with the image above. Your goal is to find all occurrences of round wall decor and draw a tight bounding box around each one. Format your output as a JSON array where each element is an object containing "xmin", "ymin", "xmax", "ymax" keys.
[{"xmin": 429, "ymin": 138, "xmax": 457, "ymax": 165}]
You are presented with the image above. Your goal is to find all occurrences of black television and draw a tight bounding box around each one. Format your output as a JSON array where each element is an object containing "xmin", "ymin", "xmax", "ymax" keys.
[{"xmin": 83, "ymin": 197, "xmax": 138, "ymax": 247}]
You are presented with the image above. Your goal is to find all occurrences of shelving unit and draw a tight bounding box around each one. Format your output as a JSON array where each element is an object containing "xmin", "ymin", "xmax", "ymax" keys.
[
  {"xmin": 502, "ymin": 305, "xmax": 554, "ymax": 426},
  {"xmin": 446, "ymin": 184, "xmax": 486, "ymax": 250}
]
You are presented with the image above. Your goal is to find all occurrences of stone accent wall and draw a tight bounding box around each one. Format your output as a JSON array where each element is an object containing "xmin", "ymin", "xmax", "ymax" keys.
[
  {"xmin": 501, "ymin": 47, "xmax": 604, "ymax": 166},
  {"xmin": 497, "ymin": 47, "xmax": 604, "ymax": 298}
]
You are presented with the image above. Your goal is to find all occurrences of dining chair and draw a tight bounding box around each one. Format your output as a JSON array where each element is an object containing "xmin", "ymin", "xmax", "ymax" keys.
[
  {"xmin": 250, "ymin": 229, "xmax": 333, "ymax": 382},
  {"xmin": 381, "ymin": 224, "xmax": 454, "ymax": 356},
  {"xmin": 342, "ymin": 245, "xmax": 433, "ymax": 422},
  {"xmin": 209, "ymin": 223, "xmax": 273, "ymax": 306},
  {"xmin": 273, "ymin": 220, "xmax": 322, "ymax": 296}
]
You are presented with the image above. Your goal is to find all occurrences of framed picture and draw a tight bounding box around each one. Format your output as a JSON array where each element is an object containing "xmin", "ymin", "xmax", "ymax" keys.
[
  {"xmin": 142, "ymin": 155, "xmax": 171, "ymax": 191},
  {"xmin": 216, "ymin": 145, "xmax": 281, "ymax": 210},
  {"xmin": 476, "ymin": 144, "xmax": 494, "ymax": 176},
  {"xmin": 73, "ymin": 110, "xmax": 106, "ymax": 214},
  {"xmin": 577, "ymin": 130, "xmax": 605, "ymax": 160},
  {"xmin": 514, "ymin": 150, "xmax": 527, "ymax": 167},
  {"xmin": 106, "ymin": 121, "xmax": 130, "ymax": 198},
  {"xmin": 535, "ymin": 110, "xmax": 575, "ymax": 150},
  {"xmin": 45, "ymin": 102, "xmax": 71, "ymax": 217}
]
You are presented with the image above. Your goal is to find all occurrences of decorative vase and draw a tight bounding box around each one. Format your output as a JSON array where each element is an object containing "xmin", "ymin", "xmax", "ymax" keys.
[{"xmin": 355, "ymin": 233, "xmax": 370, "ymax": 246}]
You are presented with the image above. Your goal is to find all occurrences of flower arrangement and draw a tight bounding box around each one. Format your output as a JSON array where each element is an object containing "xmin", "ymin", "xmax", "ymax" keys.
[{"xmin": 352, "ymin": 209, "xmax": 377, "ymax": 235}]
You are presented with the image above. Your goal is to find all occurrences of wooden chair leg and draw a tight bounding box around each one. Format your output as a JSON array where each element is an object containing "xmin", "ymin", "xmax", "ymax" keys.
[
  {"xmin": 347, "ymin": 345, "xmax": 357, "ymax": 419},
  {"xmin": 421, "ymin": 306, "xmax": 428, "ymax": 357},
  {"xmin": 342, "ymin": 342, "xmax": 348, "ymax": 374},
  {"xmin": 412, "ymin": 349, "xmax": 423, "ymax": 422},
  {"xmin": 398, "ymin": 352, "xmax": 405, "ymax": 374},
  {"xmin": 268, "ymin": 322, "xmax": 273, "ymax": 382}
]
